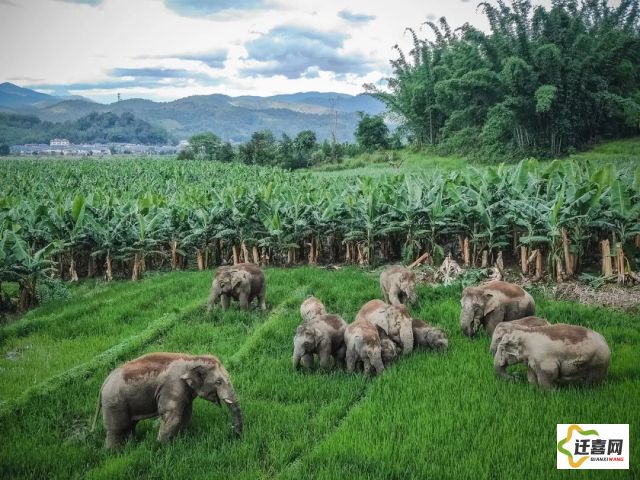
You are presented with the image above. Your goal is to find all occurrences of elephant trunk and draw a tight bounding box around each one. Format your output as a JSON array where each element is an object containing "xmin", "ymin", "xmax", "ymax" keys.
[
  {"xmin": 460, "ymin": 309, "xmax": 476, "ymax": 337},
  {"xmin": 225, "ymin": 399, "xmax": 243, "ymax": 437},
  {"xmin": 292, "ymin": 343, "xmax": 304, "ymax": 369},
  {"xmin": 399, "ymin": 322, "xmax": 414, "ymax": 355}
]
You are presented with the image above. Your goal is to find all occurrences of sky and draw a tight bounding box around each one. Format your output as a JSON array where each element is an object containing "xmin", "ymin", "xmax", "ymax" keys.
[{"xmin": 0, "ymin": 0, "xmax": 571, "ymax": 103}]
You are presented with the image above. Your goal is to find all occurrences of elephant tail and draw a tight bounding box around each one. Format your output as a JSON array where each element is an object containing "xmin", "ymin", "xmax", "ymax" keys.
[{"xmin": 91, "ymin": 388, "xmax": 102, "ymax": 432}]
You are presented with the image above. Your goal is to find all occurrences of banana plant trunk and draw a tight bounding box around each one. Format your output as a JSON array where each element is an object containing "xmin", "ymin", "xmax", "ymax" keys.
[
  {"xmin": 241, "ymin": 241, "xmax": 249, "ymax": 264},
  {"xmin": 615, "ymin": 242, "xmax": 625, "ymax": 284},
  {"xmin": 601, "ymin": 240, "xmax": 613, "ymax": 277},
  {"xmin": 105, "ymin": 252, "xmax": 113, "ymax": 282},
  {"xmin": 463, "ymin": 237, "xmax": 470, "ymax": 267},
  {"xmin": 17, "ymin": 278, "xmax": 37, "ymax": 313},
  {"xmin": 252, "ymin": 245, "xmax": 259, "ymax": 265},
  {"xmin": 520, "ymin": 246, "xmax": 528, "ymax": 274},
  {"xmin": 68, "ymin": 257, "xmax": 79, "ymax": 282},
  {"xmin": 232, "ymin": 245, "xmax": 239, "ymax": 265},
  {"xmin": 131, "ymin": 252, "xmax": 143, "ymax": 281},
  {"xmin": 561, "ymin": 228, "xmax": 574, "ymax": 277},
  {"xmin": 196, "ymin": 249, "xmax": 205, "ymax": 270}
]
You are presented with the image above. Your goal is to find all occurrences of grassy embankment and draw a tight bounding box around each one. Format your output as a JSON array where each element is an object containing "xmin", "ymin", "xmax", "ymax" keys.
[{"xmin": 0, "ymin": 267, "xmax": 638, "ymax": 479}]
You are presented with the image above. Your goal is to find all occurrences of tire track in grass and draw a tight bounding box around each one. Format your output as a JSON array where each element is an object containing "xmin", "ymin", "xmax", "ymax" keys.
[{"xmin": 0, "ymin": 299, "xmax": 203, "ymax": 418}]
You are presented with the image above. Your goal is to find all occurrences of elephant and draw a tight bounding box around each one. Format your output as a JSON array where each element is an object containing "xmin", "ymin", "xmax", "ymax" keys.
[
  {"xmin": 92, "ymin": 352, "xmax": 242, "ymax": 449},
  {"xmin": 412, "ymin": 319, "xmax": 448, "ymax": 351},
  {"xmin": 493, "ymin": 324, "xmax": 611, "ymax": 390},
  {"xmin": 299, "ymin": 295, "xmax": 327, "ymax": 323},
  {"xmin": 459, "ymin": 281, "xmax": 535, "ymax": 337},
  {"xmin": 380, "ymin": 337, "xmax": 400, "ymax": 366},
  {"xmin": 344, "ymin": 318, "xmax": 386, "ymax": 377},
  {"xmin": 355, "ymin": 299, "xmax": 414, "ymax": 355},
  {"xmin": 489, "ymin": 316, "xmax": 549, "ymax": 355},
  {"xmin": 207, "ymin": 263, "xmax": 266, "ymax": 312},
  {"xmin": 292, "ymin": 314, "xmax": 347, "ymax": 370},
  {"xmin": 380, "ymin": 265, "xmax": 417, "ymax": 306}
]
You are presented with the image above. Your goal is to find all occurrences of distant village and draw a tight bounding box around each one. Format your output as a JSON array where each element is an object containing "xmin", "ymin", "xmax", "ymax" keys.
[{"xmin": 10, "ymin": 139, "xmax": 188, "ymax": 156}]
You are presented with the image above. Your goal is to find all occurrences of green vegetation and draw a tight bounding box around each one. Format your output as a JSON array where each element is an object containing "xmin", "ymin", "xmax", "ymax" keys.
[
  {"xmin": 1, "ymin": 150, "xmax": 638, "ymax": 312},
  {"xmin": 367, "ymin": 0, "xmax": 640, "ymax": 159},
  {"xmin": 0, "ymin": 267, "xmax": 637, "ymax": 479},
  {"xmin": 0, "ymin": 111, "xmax": 169, "ymax": 145}
]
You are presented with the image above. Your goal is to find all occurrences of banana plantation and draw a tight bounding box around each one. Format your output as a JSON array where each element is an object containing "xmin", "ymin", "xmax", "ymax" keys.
[{"xmin": 1, "ymin": 157, "xmax": 639, "ymax": 312}]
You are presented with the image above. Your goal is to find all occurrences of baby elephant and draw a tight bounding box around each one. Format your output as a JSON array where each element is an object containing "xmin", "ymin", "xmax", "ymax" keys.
[
  {"xmin": 292, "ymin": 314, "xmax": 347, "ymax": 370},
  {"xmin": 381, "ymin": 337, "xmax": 400, "ymax": 366},
  {"xmin": 412, "ymin": 319, "xmax": 448, "ymax": 351},
  {"xmin": 493, "ymin": 324, "xmax": 611, "ymax": 390},
  {"xmin": 300, "ymin": 295, "xmax": 327, "ymax": 323},
  {"xmin": 344, "ymin": 319, "xmax": 386, "ymax": 377},
  {"xmin": 489, "ymin": 316, "xmax": 549, "ymax": 355},
  {"xmin": 380, "ymin": 265, "xmax": 417, "ymax": 306},
  {"xmin": 460, "ymin": 280, "xmax": 535, "ymax": 337},
  {"xmin": 93, "ymin": 353, "xmax": 242, "ymax": 449},
  {"xmin": 207, "ymin": 263, "xmax": 266, "ymax": 312}
]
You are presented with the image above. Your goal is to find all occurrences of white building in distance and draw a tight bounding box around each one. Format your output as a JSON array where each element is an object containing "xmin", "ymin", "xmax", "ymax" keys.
[{"xmin": 50, "ymin": 138, "xmax": 70, "ymax": 147}]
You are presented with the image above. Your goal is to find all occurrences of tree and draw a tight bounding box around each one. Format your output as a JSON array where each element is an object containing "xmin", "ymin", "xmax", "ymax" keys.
[
  {"xmin": 355, "ymin": 113, "xmax": 390, "ymax": 151},
  {"xmin": 0, "ymin": 144, "xmax": 9, "ymax": 156},
  {"xmin": 188, "ymin": 133, "xmax": 222, "ymax": 161},
  {"xmin": 238, "ymin": 130, "xmax": 277, "ymax": 165},
  {"xmin": 366, "ymin": 1, "xmax": 640, "ymax": 159}
]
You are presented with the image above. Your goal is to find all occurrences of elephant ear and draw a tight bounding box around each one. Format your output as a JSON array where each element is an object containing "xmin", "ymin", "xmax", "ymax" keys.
[
  {"xmin": 181, "ymin": 364, "xmax": 207, "ymax": 390},
  {"xmin": 231, "ymin": 274, "xmax": 243, "ymax": 289},
  {"xmin": 483, "ymin": 292, "xmax": 499, "ymax": 317},
  {"xmin": 495, "ymin": 333, "xmax": 521, "ymax": 365}
]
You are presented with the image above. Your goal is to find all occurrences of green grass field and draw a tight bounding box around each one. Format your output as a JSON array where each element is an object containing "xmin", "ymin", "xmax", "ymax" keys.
[{"xmin": 0, "ymin": 268, "xmax": 638, "ymax": 479}]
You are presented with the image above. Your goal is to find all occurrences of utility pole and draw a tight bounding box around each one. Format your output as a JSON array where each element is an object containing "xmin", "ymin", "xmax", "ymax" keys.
[{"xmin": 117, "ymin": 92, "xmax": 121, "ymax": 102}]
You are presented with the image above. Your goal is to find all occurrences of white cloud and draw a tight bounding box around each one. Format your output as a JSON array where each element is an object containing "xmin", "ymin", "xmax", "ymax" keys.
[{"xmin": 0, "ymin": 0, "xmax": 557, "ymax": 103}]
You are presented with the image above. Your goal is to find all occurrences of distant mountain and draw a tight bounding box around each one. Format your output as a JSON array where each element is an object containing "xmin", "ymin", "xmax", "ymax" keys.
[
  {"xmin": 0, "ymin": 82, "xmax": 57, "ymax": 107},
  {"xmin": 0, "ymin": 83, "xmax": 385, "ymax": 143}
]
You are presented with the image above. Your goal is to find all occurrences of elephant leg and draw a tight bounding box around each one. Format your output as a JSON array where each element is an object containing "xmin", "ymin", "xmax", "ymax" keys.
[
  {"xmin": 158, "ymin": 411, "xmax": 185, "ymax": 443},
  {"xmin": 106, "ymin": 428, "xmax": 131, "ymax": 449},
  {"xmin": 382, "ymin": 287, "xmax": 389, "ymax": 304},
  {"xmin": 239, "ymin": 292, "xmax": 249, "ymax": 310},
  {"xmin": 221, "ymin": 294, "xmax": 230, "ymax": 310},
  {"xmin": 335, "ymin": 345, "xmax": 346, "ymax": 368},
  {"xmin": 103, "ymin": 407, "xmax": 134, "ymax": 449},
  {"xmin": 537, "ymin": 361, "xmax": 559, "ymax": 390},
  {"xmin": 527, "ymin": 367, "xmax": 539, "ymax": 386},
  {"xmin": 301, "ymin": 353, "xmax": 314, "ymax": 369},
  {"xmin": 179, "ymin": 403, "xmax": 193, "ymax": 432},
  {"xmin": 258, "ymin": 285, "xmax": 267, "ymax": 311},
  {"xmin": 362, "ymin": 356, "xmax": 373, "ymax": 377},
  {"xmin": 345, "ymin": 346, "xmax": 357, "ymax": 373},
  {"xmin": 318, "ymin": 345, "xmax": 333, "ymax": 370}
]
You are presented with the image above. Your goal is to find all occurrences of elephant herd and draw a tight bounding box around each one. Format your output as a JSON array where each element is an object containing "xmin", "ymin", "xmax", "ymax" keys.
[{"xmin": 93, "ymin": 263, "xmax": 611, "ymax": 449}]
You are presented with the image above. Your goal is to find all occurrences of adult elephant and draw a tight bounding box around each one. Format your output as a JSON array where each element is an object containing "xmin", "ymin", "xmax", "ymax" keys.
[
  {"xmin": 207, "ymin": 263, "xmax": 266, "ymax": 312},
  {"xmin": 460, "ymin": 281, "xmax": 535, "ymax": 337}
]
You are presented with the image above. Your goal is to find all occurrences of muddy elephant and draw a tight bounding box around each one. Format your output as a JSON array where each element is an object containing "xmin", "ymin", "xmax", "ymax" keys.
[
  {"xmin": 412, "ymin": 319, "xmax": 448, "ymax": 351},
  {"xmin": 355, "ymin": 299, "xmax": 414, "ymax": 355},
  {"xmin": 493, "ymin": 324, "xmax": 610, "ymax": 390},
  {"xmin": 207, "ymin": 263, "xmax": 266, "ymax": 312},
  {"xmin": 380, "ymin": 265, "xmax": 417, "ymax": 306},
  {"xmin": 292, "ymin": 314, "xmax": 347, "ymax": 370},
  {"xmin": 460, "ymin": 281, "xmax": 535, "ymax": 337},
  {"xmin": 490, "ymin": 316, "xmax": 549, "ymax": 355},
  {"xmin": 380, "ymin": 337, "xmax": 400, "ymax": 366},
  {"xmin": 344, "ymin": 319, "xmax": 386, "ymax": 377},
  {"xmin": 299, "ymin": 295, "xmax": 327, "ymax": 323},
  {"xmin": 93, "ymin": 353, "xmax": 242, "ymax": 449}
]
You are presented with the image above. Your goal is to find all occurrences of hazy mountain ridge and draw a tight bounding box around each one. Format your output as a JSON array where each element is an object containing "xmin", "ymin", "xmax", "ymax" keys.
[{"xmin": 0, "ymin": 83, "xmax": 384, "ymax": 142}]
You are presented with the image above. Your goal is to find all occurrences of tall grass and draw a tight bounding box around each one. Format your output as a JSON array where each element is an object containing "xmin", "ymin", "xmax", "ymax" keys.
[{"xmin": 0, "ymin": 268, "xmax": 637, "ymax": 479}]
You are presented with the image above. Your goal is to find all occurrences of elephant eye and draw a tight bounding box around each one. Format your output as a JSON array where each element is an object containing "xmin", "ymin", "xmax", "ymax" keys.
[{"xmin": 215, "ymin": 379, "xmax": 223, "ymax": 385}]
